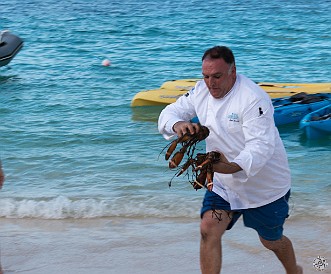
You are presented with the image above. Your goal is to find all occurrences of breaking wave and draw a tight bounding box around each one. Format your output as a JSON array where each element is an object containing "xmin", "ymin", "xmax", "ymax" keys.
[{"xmin": 0, "ymin": 195, "xmax": 202, "ymax": 219}]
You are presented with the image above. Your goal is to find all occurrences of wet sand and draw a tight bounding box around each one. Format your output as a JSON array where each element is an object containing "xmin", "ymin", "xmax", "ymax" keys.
[{"xmin": 0, "ymin": 217, "xmax": 330, "ymax": 274}]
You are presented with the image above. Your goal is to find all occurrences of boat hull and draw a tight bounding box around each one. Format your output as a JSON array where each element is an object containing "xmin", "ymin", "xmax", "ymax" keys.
[
  {"xmin": 131, "ymin": 79, "xmax": 331, "ymax": 107},
  {"xmin": 0, "ymin": 31, "xmax": 24, "ymax": 67},
  {"xmin": 273, "ymin": 93, "xmax": 331, "ymax": 126},
  {"xmin": 299, "ymin": 104, "xmax": 331, "ymax": 139}
]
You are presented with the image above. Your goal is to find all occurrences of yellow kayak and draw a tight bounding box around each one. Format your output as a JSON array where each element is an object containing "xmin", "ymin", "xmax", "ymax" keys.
[{"xmin": 131, "ymin": 79, "xmax": 331, "ymax": 107}]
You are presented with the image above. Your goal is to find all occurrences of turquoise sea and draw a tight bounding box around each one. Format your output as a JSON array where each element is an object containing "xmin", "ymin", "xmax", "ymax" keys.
[{"xmin": 0, "ymin": 0, "xmax": 330, "ymax": 273}]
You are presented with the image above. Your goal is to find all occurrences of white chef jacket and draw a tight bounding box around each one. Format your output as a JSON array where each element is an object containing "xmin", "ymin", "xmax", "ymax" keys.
[{"xmin": 158, "ymin": 74, "xmax": 291, "ymax": 210}]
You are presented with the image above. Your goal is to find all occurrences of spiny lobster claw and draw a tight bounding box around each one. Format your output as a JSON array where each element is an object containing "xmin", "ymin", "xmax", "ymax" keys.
[
  {"xmin": 165, "ymin": 140, "xmax": 178, "ymax": 160},
  {"xmin": 169, "ymin": 147, "xmax": 187, "ymax": 169},
  {"xmin": 165, "ymin": 133, "xmax": 194, "ymax": 160}
]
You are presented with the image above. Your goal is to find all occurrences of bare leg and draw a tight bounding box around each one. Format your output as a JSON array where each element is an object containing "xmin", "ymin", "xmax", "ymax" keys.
[
  {"xmin": 259, "ymin": 235, "xmax": 303, "ymax": 274},
  {"xmin": 200, "ymin": 210, "xmax": 232, "ymax": 274}
]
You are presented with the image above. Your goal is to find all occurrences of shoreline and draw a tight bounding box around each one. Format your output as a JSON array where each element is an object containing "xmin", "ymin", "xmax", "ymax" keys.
[{"xmin": 0, "ymin": 217, "xmax": 330, "ymax": 274}]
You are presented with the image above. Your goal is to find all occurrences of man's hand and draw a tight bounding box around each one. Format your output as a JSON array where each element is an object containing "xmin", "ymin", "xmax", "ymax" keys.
[
  {"xmin": 172, "ymin": 121, "xmax": 200, "ymax": 137},
  {"xmin": 213, "ymin": 152, "xmax": 242, "ymax": 174}
]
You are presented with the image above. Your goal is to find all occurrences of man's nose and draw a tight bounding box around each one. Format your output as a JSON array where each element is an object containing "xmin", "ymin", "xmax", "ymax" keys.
[{"xmin": 208, "ymin": 78, "xmax": 216, "ymax": 87}]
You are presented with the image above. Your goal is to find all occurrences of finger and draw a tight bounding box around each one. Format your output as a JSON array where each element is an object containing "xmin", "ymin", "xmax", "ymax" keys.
[
  {"xmin": 174, "ymin": 122, "xmax": 200, "ymax": 137},
  {"xmin": 182, "ymin": 122, "xmax": 200, "ymax": 136},
  {"xmin": 183, "ymin": 124, "xmax": 194, "ymax": 135},
  {"xmin": 173, "ymin": 121, "xmax": 186, "ymax": 137},
  {"xmin": 191, "ymin": 123, "xmax": 201, "ymax": 135},
  {"xmin": 179, "ymin": 122, "xmax": 194, "ymax": 136}
]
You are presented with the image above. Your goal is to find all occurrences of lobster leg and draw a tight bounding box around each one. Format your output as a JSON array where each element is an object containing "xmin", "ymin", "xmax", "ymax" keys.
[
  {"xmin": 176, "ymin": 159, "xmax": 193, "ymax": 177},
  {"xmin": 195, "ymin": 159, "xmax": 211, "ymax": 171}
]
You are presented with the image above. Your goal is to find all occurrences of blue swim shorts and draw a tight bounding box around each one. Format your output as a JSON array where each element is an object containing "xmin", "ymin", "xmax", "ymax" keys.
[{"xmin": 200, "ymin": 190, "xmax": 291, "ymax": 241}]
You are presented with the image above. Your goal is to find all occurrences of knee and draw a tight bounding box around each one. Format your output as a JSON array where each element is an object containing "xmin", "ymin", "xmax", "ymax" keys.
[
  {"xmin": 260, "ymin": 237, "xmax": 275, "ymax": 250},
  {"xmin": 200, "ymin": 210, "xmax": 229, "ymax": 242},
  {"xmin": 259, "ymin": 236, "xmax": 282, "ymax": 251},
  {"xmin": 200, "ymin": 218, "xmax": 213, "ymax": 241}
]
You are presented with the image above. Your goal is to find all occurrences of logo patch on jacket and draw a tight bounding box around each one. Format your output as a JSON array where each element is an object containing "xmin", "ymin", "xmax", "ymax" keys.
[
  {"xmin": 185, "ymin": 87, "xmax": 195, "ymax": 97},
  {"xmin": 228, "ymin": 113, "xmax": 240, "ymax": 122}
]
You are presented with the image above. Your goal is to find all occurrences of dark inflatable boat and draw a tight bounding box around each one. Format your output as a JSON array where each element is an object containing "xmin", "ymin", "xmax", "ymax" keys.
[{"xmin": 0, "ymin": 30, "xmax": 24, "ymax": 67}]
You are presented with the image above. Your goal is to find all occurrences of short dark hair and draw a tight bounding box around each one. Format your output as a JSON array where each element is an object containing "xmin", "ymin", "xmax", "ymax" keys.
[{"xmin": 202, "ymin": 46, "xmax": 235, "ymax": 65}]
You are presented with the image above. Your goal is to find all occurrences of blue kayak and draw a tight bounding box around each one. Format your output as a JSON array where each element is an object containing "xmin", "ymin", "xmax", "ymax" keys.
[
  {"xmin": 299, "ymin": 104, "xmax": 331, "ymax": 139},
  {"xmin": 272, "ymin": 93, "xmax": 331, "ymax": 126}
]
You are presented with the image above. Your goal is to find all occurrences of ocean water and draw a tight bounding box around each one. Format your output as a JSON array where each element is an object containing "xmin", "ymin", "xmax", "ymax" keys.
[{"xmin": 0, "ymin": 0, "xmax": 330, "ymax": 273}]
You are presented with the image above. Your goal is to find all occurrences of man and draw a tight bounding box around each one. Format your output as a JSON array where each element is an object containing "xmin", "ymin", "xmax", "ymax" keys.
[{"xmin": 158, "ymin": 46, "xmax": 302, "ymax": 273}]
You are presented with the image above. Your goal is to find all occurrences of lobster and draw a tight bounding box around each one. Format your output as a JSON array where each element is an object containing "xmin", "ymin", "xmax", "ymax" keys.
[
  {"xmin": 193, "ymin": 151, "xmax": 221, "ymax": 191},
  {"xmin": 165, "ymin": 125, "xmax": 210, "ymax": 168},
  {"xmin": 163, "ymin": 125, "xmax": 220, "ymax": 191}
]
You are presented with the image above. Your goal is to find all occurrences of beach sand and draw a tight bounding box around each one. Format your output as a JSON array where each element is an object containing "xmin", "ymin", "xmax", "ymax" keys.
[{"xmin": 0, "ymin": 217, "xmax": 330, "ymax": 274}]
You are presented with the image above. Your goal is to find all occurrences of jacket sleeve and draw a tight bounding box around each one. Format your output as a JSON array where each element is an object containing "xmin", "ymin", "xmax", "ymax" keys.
[{"xmin": 158, "ymin": 87, "xmax": 198, "ymax": 140}]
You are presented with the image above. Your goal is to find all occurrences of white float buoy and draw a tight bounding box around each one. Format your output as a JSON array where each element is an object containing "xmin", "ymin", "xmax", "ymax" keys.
[{"xmin": 102, "ymin": 59, "xmax": 111, "ymax": 66}]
